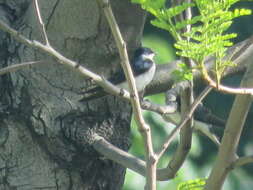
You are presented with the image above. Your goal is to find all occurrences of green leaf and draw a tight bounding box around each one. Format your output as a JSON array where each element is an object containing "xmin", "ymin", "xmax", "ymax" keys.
[
  {"xmin": 131, "ymin": 0, "xmax": 166, "ymax": 12},
  {"xmin": 151, "ymin": 19, "xmax": 178, "ymax": 39},
  {"xmin": 165, "ymin": 2, "xmax": 195, "ymax": 18},
  {"xmin": 177, "ymin": 178, "xmax": 206, "ymax": 190},
  {"xmin": 172, "ymin": 63, "xmax": 193, "ymax": 82},
  {"xmin": 232, "ymin": 8, "xmax": 252, "ymax": 17},
  {"xmin": 175, "ymin": 16, "xmax": 201, "ymax": 30},
  {"xmin": 151, "ymin": 19, "xmax": 169, "ymax": 31}
]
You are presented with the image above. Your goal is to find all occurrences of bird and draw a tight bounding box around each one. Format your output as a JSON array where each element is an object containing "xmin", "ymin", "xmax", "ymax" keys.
[{"xmin": 80, "ymin": 47, "xmax": 156, "ymax": 101}]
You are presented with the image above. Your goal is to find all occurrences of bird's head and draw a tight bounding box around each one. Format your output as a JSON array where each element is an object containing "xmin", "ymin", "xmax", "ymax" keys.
[
  {"xmin": 132, "ymin": 47, "xmax": 156, "ymax": 72},
  {"xmin": 134, "ymin": 47, "xmax": 155, "ymax": 61}
]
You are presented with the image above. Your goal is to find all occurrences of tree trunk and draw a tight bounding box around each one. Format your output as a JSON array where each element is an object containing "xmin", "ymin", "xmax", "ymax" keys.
[{"xmin": 0, "ymin": 0, "xmax": 146, "ymax": 189}]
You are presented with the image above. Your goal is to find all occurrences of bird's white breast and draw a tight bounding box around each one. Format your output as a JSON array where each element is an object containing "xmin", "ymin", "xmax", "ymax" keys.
[{"xmin": 117, "ymin": 63, "xmax": 156, "ymax": 92}]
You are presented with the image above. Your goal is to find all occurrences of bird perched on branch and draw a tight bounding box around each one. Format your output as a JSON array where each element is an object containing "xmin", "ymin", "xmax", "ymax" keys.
[{"xmin": 80, "ymin": 47, "xmax": 156, "ymax": 101}]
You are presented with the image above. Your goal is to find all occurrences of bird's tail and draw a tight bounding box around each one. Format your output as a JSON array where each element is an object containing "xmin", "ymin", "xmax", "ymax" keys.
[{"xmin": 79, "ymin": 86, "xmax": 107, "ymax": 102}]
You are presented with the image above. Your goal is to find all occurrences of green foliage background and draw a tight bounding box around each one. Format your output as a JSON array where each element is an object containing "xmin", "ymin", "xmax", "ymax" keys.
[{"xmin": 123, "ymin": 1, "xmax": 253, "ymax": 190}]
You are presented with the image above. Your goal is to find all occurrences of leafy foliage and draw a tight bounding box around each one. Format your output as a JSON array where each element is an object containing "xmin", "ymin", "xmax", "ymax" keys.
[
  {"xmin": 172, "ymin": 62, "xmax": 193, "ymax": 82},
  {"xmin": 177, "ymin": 178, "xmax": 206, "ymax": 190},
  {"xmin": 131, "ymin": 0, "xmax": 252, "ymax": 84}
]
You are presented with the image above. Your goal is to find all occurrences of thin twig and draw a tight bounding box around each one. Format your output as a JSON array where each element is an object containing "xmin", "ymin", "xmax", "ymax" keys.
[
  {"xmin": 202, "ymin": 66, "xmax": 253, "ymax": 95},
  {"xmin": 0, "ymin": 61, "xmax": 43, "ymax": 76},
  {"xmin": 156, "ymin": 86, "xmax": 212, "ymax": 159},
  {"xmin": 33, "ymin": 0, "xmax": 50, "ymax": 45},
  {"xmin": 97, "ymin": 0, "xmax": 156, "ymax": 189}
]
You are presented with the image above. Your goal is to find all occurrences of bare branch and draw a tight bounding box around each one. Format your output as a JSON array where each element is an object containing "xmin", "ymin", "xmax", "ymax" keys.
[
  {"xmin": 93, "ymin": 134, "xmax": 147, "ymax": 176},
  {"xmin": 0, "ymin": 61, "xmax": 43, "ymax": 76},
  {"xmin": 33, "ymin": 0, "xmax": 50, "ymax": 45},
  {"xmin": 202, "ymin": 66, "xmax": 253, "ymax": 95},
  {"xmin": 97, "ymin": 0, "xmax": 156, "ymax": 189}
]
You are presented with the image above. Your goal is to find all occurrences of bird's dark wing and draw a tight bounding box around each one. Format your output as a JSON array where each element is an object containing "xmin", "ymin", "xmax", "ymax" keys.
[{"xmin": 107, "ymin": 68, "xmax": 126, "ymax": 85}]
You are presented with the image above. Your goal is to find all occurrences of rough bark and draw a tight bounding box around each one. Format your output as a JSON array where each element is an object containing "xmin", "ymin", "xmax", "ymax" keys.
[{"xmin": 0, "ymin": 0, "xmax": 146, "ymax": 189}]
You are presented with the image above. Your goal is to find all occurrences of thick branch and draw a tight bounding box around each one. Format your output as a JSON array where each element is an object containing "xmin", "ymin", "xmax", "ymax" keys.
[{"xmin": 93, "ymin": 134, "xmax": 147, "ymax": 176}]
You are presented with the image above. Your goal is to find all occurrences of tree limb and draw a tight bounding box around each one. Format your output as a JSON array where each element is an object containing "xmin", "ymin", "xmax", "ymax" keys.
[
  {"xmin": 175, "ymin": 0, "xmax": 194, "ymax": 175},
  {"xmin": 232, "ymin": 155, "xmax": 253, "ymax": 168},
  {"xmin": 204, "ymin": 42, "xmax": 253, "ymax": 190}
]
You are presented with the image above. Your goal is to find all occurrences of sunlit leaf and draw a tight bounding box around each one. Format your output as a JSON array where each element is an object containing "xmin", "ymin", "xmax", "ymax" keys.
[{"xmin": 177, "ymin": 178, "xmax": 206, "ymax": 190}]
